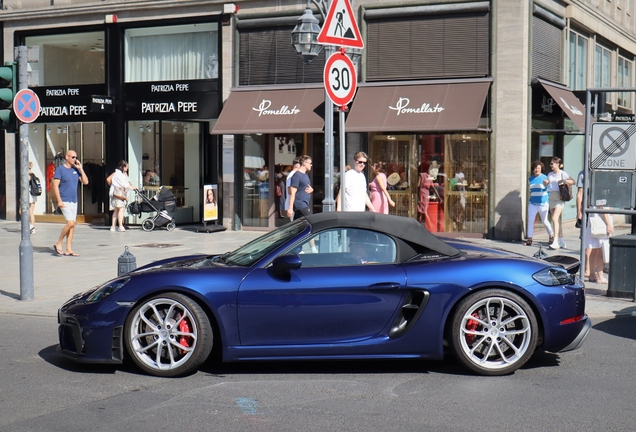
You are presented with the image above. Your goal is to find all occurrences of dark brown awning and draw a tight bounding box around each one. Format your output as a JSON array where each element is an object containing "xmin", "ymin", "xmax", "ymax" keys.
[
  {"xmin": 537, "ymin": 79, "xmax": 586, "ymax": 131},
  {"xmin": 345, "ymin": 81, "xmax": 490, "ymax": 132},
  {"xmin": 212, "ymin": 88, "xmax": 325, "ymax": 134}
]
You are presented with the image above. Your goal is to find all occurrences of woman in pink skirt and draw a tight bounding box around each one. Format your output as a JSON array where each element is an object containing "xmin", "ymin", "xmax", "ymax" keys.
[{"xmin": 369, "ymin": 161, "xmax": 395, "ymax": 214}]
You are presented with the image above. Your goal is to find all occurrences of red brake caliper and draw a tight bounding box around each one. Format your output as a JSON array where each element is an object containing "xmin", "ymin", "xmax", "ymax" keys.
[
  {"xmin": 465, "ymin": 313, "xmax": 480, "ymax": 344},
  {"xmin": 178, "ymin": 314, "xmax": 191, "ymax": 354}
]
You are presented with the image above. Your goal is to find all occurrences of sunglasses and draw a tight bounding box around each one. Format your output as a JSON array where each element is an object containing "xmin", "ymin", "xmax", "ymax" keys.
[
  {"xmin": 69, "ymin": 156, "xmax": 77, "ymax": 159},
  {"xmin": 355, "ymin": 160, "xmax": 366, "ymax": 165}
]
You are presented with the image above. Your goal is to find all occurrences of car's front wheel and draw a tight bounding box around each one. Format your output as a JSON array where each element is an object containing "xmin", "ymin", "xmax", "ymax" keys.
[
  {"xmin": 450, "ymin": 289, "xmax": 538, "ymax": 376},
  {"xmin": 124, "ymin": 293, "xmax": 213, "ymax": 377}
]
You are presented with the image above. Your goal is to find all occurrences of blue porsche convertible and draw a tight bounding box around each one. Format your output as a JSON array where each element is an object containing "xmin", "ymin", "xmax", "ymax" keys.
[{"xmin": 58, "ymin": 212, "xmax": 590, "ymax": 377}]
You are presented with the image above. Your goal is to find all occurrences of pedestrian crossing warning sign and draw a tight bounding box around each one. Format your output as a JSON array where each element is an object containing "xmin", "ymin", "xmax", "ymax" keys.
[{"xmin": 317, "ymin": 0, "xmax": 364, "ymax": 49}]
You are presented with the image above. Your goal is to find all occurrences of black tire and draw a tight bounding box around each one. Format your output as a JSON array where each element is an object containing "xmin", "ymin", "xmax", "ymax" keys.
[
  {"xmin": 124, "ymin": 293, "xmax": 213, "ymax": 377},
  {"xmin": 449, "ymin": 289, "xmax": 538, "ymax": 376},
  {"xmin": 142, "ymin": 219, "xmax": 154, "ymax": 232}
]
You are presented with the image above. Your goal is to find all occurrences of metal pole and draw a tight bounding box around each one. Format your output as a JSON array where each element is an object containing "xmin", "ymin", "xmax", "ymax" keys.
[
  {"xmin": 578, "ymin": 89, "xmax": 592, "ymax": 282},
  {"xmin": 339, "ymin": 107, "xmax": 346, "ymax": 211},
  {"xmin": 17, "ymin": 45, "xmax": 34, "ymax": 301},
  {"xmin": 323, "ymin": 43, "xmax": 335, "ymax": 212}
]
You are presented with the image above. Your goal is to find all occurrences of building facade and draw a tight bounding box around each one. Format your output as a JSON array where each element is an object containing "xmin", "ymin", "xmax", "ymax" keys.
[{"xmin": 0, "ymin": 0, "xmax": 634, "ymax": 240}]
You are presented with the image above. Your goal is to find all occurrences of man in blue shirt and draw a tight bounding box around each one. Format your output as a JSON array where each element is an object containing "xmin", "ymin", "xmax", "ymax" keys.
[
  {"xmin": 52, "ymin": 150, "xmax": 89, "ymax": 256},
  {"xmin": 287, "ymin": 155, "xmax": 313, "ymax": 220}
]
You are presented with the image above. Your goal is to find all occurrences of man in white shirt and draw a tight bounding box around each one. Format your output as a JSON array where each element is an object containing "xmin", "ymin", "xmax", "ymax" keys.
[{"xmin": 337, "ymin": 151, "xmax": 376, "ymax": 212}]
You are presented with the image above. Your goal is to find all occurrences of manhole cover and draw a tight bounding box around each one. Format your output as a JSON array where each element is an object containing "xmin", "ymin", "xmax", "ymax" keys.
[{"xmin": 135, "ymin": 243, "xmax": 182, "ymax": 248}]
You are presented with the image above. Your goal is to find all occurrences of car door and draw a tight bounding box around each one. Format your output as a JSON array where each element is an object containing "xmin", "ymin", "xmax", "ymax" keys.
[{"xmin": 237, "ymin": 228, "xmax": 407, "ymax": 346}]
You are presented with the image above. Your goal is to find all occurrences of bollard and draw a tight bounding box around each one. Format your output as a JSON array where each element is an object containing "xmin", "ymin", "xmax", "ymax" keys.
[{"xmin": 118, "ymin": 246, "xmax": 137, "ymax": 276}]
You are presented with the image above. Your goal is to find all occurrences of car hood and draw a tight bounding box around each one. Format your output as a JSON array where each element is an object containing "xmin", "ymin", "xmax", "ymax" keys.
[{"xmin": 133, "ymin": 254, "xmax": 215, "ymax": 272}]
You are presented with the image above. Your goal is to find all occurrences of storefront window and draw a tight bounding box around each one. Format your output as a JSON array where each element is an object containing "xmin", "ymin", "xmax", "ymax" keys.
[
  {"xmin": 369, "ymin": 132, "xmax": 489, "ymax": 235},
  {"xmin": 128, "ymin": 120, "xmax": 201, "ymax": 223},
  {"xmin": 25, "ymin": 32, "xmax": 105, "ymax": 86},
  {"xmin": 125, "ymin": 23, "xmax": 218, "ymax": 82},
  {"xmin": 28, "ymin": 122, "xmax": 105, "ymax": 217},
  {"xmin": 242, "ymin": 134, "xmax": 268, "ymax": 228}
]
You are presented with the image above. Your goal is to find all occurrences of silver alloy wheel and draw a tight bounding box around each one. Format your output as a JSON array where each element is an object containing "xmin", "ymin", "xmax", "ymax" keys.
[
  {"xmin": 451, "ymin": 290, "xmax": 538, "ymax": 375},
  {"xmin": 127, "ymin": 296, "xmax": 206, "ymax": 375}
]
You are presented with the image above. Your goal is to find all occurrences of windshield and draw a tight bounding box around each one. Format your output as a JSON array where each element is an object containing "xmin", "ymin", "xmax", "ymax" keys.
[{"xmin": 223, "ymin": 219, "xmax": 307, "ymax": 266}]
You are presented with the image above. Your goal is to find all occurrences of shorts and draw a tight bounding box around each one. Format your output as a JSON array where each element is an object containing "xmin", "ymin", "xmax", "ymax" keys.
[
  {"xmin": 548, "ymin": 191, "xmax": 564, "ymax": 210},
  {"xmin": 29, "ymin": 194, "xmax": 36, "ymax": 204},
  {"xmin": 110, "ymin": 196, "xmax": 127, "ymax": 211},
  {"xmin": 61, "ymin": 201, "xmax": 78, "ymax": 222}
]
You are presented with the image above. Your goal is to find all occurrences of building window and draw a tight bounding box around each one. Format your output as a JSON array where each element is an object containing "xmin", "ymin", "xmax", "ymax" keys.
[
  {"xmin": 125, "ymin": 23, "xmax": 218, "ymax": 83},
  {"xmin": 618, "ymin": 55, "xmax": 632, "ymax": 108},
  {"xmin": 568, "ymin": 31, "xmax": 588, "ymax": 90},
  {"xmin": 594, "ymin": 44, "xmax": 612, "ymax": 88},
  {"xmin": 24, "ymin": 32, "xmax": 105, "ymax": 86}
]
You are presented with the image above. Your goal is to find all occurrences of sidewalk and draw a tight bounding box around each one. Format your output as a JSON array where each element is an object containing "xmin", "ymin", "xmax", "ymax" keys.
[{"xmin": 1, "ymin": 219, "xmax": 634, "ymax": 319}]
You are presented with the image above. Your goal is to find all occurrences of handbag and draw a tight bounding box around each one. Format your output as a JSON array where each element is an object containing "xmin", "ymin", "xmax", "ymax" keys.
[
  {"xmin": 558, "ymin": 180, "xmax": 573, "ymax": 201},
  {"xmin": 590, "ymin": 216, "xmax": 607, "ymax": 238}
]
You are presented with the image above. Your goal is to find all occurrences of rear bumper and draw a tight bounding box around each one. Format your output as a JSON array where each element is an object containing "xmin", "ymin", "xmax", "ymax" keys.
[{"xmin": 556, "ymin": 317, "xmax": 592, "ymax": 353}]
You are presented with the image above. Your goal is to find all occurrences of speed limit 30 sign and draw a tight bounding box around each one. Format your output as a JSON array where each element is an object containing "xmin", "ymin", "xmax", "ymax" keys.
[{"xmin": 323, "ymin": 51, "xmax": 357, "ymax": 107}]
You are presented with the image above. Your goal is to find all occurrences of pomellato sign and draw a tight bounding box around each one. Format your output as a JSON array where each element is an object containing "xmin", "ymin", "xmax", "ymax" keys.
[
  {"xmin": 252, "ymin": 99, "xmax": 300, "ymax": 117},
  {"xmin": 388, "ymin": 97, "xmax": 444, "ymax": 115}
]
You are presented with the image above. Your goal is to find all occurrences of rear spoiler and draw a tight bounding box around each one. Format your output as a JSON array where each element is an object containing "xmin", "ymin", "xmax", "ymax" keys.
[{"xmin": 543, "ymin": 255, "xmax": 580, "ymax": 274}]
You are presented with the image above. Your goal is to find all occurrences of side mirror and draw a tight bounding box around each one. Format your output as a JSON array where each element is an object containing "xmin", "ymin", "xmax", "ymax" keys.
[{"xmin": 271, "ymin": 254, "xmax": 302, "ymax": 279}]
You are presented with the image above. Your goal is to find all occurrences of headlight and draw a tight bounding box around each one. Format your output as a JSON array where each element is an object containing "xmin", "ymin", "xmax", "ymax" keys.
[
  {"xmin": 532, "ymin": 267, "xmax": 576, "ymax": 286},
  {"xmin": 86, "ymin": 276, "xmax": 131, "ymax": 303}
]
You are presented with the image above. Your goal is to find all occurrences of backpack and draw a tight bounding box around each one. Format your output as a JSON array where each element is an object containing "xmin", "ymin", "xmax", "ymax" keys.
[{"xmin": 29, "ymin": 173, "xmax": 42, "ymax": 196}]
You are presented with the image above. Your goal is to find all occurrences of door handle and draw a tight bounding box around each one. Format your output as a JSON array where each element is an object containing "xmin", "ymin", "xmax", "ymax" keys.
[{"xmin": 367, "ymin": 282, "xmax": 400, "ymax": 291}]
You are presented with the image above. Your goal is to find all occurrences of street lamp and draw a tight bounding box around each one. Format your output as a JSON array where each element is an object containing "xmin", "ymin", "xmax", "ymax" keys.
[{"xmin": 291, "ymin": 0, "xmax": 336, "ymax": 212}]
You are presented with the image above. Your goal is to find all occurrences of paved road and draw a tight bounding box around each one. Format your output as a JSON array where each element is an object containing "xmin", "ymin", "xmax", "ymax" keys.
[
  {"xmin": 2, "ymin": 219, "xmax": 635, "ymax": 318},
  {"xmin": 1, "ymin": 314, "xmax": 635, "ymax": 431}
]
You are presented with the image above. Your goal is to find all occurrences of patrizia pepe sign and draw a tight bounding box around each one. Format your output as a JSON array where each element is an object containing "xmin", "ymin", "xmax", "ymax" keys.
[
  {"xmin": 252, "ymin": 99, "xmax": 300, "ymax": 116},
  {"xmin": 388, "ymin": 97, "xmax": 444, "ymax": 115}
]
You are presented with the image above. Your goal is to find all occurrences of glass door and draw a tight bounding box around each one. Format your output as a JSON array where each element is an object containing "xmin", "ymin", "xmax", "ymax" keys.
[{"xmin": 128, "ymin": 120, "xmax": 201, "ymax": 224}]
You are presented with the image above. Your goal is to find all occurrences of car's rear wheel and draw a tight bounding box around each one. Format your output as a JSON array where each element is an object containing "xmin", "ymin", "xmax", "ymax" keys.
[
  {"xmin": 450, "ymin": 289, "xmax": 538, "ymax": 376},
  {"xmin": 124, "ymin": 293, "xmax": 213, "ymax": 377}
]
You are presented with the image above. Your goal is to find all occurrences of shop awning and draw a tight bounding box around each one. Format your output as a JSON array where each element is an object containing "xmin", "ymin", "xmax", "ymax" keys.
[
  {"xmin": 537, "ymin": 79, "xmax": 586, "ymax": 131},
  {"xmin": 345, "ymin": 81, "xmax": 491, "ymax": 132},
  {"xmin": 212, "ymin": 88, "xmax": 325, "ymax": 134}
]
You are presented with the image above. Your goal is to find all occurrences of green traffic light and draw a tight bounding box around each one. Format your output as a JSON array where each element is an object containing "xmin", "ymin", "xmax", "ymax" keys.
[{"xmin": 0, "ymin": 62, "xmax": 17, "ymax": 130}]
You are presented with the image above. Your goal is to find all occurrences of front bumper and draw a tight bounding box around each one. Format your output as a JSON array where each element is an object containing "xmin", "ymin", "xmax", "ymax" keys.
[{"xmin": 57, "ymin": 299, "xmax": 129, "ymax": 364}]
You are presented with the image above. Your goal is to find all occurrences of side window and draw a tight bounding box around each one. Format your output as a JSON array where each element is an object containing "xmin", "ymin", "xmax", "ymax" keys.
[{"xmin": 286, "ymin": 228, "xmax": 397, "ymax": 267}]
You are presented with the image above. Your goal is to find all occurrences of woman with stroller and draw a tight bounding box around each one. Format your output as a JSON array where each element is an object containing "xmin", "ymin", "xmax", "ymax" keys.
[{"xmin": 108, "ymin": 160, "xmax": 137, "ymax": 232}]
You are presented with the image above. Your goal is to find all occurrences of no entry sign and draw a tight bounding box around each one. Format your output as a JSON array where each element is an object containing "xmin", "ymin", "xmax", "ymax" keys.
[
  {"xmin": 323, "ymin": 51, "xmax": 357, "ymax": 107},
  {"xmin": 14, "ymin": 89, "xmax": 40, "ymax": 123}
]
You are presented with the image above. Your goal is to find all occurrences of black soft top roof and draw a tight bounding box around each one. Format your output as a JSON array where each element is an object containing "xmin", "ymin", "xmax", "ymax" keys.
[{"xmin": 304, "ymin": 212, "xmax": 460, "ymax": 257}]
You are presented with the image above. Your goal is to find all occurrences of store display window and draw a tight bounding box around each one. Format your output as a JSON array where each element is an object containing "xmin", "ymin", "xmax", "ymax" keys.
[{"xmin": 369, "ymin": 132, "xmax": 489, "ymax": 234}]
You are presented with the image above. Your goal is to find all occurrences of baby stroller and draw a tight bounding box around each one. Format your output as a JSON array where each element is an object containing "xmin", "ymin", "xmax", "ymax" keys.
[{"xmin": 128, "ymin": 186, "xmax": 178, "ymax": 232}]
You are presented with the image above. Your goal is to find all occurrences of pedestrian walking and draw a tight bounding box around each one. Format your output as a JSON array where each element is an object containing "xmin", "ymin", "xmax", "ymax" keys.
[
  {"xmin": 107, "ymin": 160, "xmax": 136, "ymax": 232},
  {"xmin": 337, "ymin": 151, "xmax": 376, "ymax": 212},
  {"xmin": 547, "ymin": 157, "xmax": 574, "ymax": 249},
  {"xmin": 369, "ymin": 161, "xmax": 395, "ymax": 214},
  {"xmin": 52, "ymin": 150, "xmax": 89, "ymax": 256},
  {"xmin": 28, "ymin": 161, "xmax": 40, "ymax": 234},
  {"xmin": 285, "ymin": 157, "xmax": 301, "ymax": 218},
  {"xmin": 287, "ymin": 155, "xmax": 314, "ymax": 220},
  {"xmin": 525, "ymin": 161, "xmax": 553, "ymax": 246}
]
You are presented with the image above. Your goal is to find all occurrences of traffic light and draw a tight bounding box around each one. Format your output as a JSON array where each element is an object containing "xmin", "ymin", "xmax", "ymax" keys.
[{"xmin": 0, "ymin": 62, "xmax": 16, "ymax": 132}]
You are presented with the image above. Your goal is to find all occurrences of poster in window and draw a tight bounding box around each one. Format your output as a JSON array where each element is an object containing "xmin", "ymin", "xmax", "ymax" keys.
[
  {"xmin": 203, "ymin": 184, "xmax": 218, "ymax": 222},
  {"xmin": 539, "ymin": 135, "xmax": 554, "ymax": 157}
]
